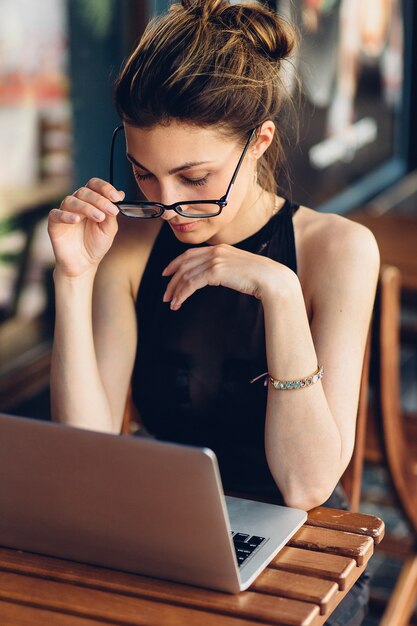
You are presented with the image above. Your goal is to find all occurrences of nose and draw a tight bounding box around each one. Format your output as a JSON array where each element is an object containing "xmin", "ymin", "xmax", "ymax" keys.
[
  {"xmin": 160, "ymin": 207, "xmax": 177, "ymax": 221},
  {"xmin": 158, "ymin": 188, "xmax": 182, "ymax": 221}
]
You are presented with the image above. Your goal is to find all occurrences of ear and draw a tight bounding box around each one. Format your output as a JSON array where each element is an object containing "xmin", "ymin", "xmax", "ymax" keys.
[{"xmin": 252, "ymin": 121, "xmax": 275, "ymax": 159}]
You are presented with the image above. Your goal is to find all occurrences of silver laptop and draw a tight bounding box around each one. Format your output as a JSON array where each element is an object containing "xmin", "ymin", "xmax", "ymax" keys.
[{"xmin": 0, "ymin": 413, "xmax": 306, "ymax": 593}]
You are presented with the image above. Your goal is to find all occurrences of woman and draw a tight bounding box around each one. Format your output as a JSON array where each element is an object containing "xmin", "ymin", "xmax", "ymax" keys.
[{"xmin": 48, "ymin": 1, "xmax": 378, "ymax": 622}]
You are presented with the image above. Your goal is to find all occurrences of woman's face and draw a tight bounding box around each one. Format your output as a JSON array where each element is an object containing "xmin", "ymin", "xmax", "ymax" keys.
[{"xmin": 123, "ymin": 121, "xmax": 273, "ymax": 245}]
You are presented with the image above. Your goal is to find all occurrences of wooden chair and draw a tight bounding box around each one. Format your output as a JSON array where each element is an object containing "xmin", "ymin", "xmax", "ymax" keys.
[
  {"xmin": 340, "ymin": 328, "xmax": 371, "ymax": 513},
  {"xmin": 361, "ymin": 265, "xmax": 417, "ymax": 626},
  {"xmin": 121, "ymin": 386, "xmax": 141, "ymax": 435}
]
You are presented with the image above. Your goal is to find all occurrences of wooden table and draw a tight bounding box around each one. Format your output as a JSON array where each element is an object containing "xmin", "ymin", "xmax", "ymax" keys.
[
  {"xmin": 0, "ymin": 507, "xmax": 384, "ymax": 626},
  {"xmin": 349, "ymin": 209, "xmax": 417, "ymax": 293}
]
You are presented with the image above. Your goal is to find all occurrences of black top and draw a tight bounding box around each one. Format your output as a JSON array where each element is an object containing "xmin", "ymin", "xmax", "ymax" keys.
[
  {"xmin": 131, "ymin": 197, "xmax": 366, "ymax": 607},
  {"xmin": 132, "ymin": 198, "xmax": 303, "ymax": 502}
]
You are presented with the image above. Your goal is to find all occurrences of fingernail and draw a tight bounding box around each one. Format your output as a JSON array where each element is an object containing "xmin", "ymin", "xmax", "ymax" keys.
[
  {"xmin": 162, "ymin": 292, "xmax": 169, "ymax": 302},
  {"xmin": 110, "ymin": 191, "xmax": 122, "ymax": 201},
  {"xmin": 107, "ymin": 203, "xmax": 119, "ymax": 215},
  {"xmin": 161, "ymin": 267, "xmax": 167, "ymax": 276},
  {"xmin": 170, "ymin": 298, "xmax": 178, "ymax": 310},
  {"xmin": 93, "ymin": 210, "xmax": 104, "ymax": 221}
]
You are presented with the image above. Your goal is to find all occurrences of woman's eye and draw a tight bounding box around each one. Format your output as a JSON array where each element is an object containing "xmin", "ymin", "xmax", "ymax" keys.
[
  {"xmin": 134, "ymin": 171, "xmax": 153, "ymax": 182},
  {"xmin": 133, "ymin": 169, "xmax": 209, "ymax": 187},
  {"xmin": 183, "ymin": 175, "xmax": 209, "ymax": 187}
]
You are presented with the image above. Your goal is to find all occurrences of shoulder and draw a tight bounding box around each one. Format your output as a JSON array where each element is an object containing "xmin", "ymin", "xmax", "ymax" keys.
[
  {"xmin": 295, "ymin": 206, "xmax": 380, "ymax": 274},
  {"xmin": 295, "ymin": 207, "xmax": 380, "ymax": 305}
]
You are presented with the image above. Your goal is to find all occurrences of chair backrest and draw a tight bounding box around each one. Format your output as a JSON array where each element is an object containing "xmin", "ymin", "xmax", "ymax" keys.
[
  {"xmin": 341, "ymin": 265, "xmax": 401, "ymax": 513},
  {"xmin": 341, "ymin": 328, "xmax": 371, "ymax": 511},
  {"xmin": 362, "ymin": 266, "xmax": 417, "ymax": 626},
  {"xmin": 375, "ymin": 266, "xmax": 417, "ymax": 534}
]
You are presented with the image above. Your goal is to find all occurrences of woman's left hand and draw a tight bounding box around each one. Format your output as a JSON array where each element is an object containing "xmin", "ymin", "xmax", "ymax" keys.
[{"xmin": 162, "ymin": 244, "xmax": 287, "ymax": 310}]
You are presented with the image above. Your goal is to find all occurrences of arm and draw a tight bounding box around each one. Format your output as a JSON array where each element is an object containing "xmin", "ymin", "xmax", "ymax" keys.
[
  {"xmin": 51, "ymin": 228, "xmax": 138, "ymax": 434},
  {"xmin": 90, "ymin": 217, "xmax": 159, "ymax": 430},
  {"xmin": 263, "ymin": 217, "xmax": 380, "ymax": 509},
  {"xmin": 49, "ymin": 177, "xmax": 158, "ymax": 433},
  {"xmin": 159, "ymin": 213, "xmax": 379, "ymax": 510}
]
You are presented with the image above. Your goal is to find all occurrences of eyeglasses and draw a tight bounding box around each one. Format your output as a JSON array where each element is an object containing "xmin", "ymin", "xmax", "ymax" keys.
[{"xmin": 109, "ymin": 125, "xmax": 257, "ymax": 218}]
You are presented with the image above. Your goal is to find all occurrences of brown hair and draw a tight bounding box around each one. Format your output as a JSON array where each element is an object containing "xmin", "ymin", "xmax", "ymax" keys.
[{"xmin": 114, "ymin": 0, "xmax": 296, "ymax": 193}]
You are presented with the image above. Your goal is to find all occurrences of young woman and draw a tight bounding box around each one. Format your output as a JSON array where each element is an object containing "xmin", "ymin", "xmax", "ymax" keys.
[{"xmin": 48, "ymin": 1, "xmax": 378, "ymax": 621}]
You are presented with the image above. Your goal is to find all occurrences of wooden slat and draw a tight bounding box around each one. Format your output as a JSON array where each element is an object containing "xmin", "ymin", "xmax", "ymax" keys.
[
  {"xmin": 0, "ymin": 571, "xmax": 268, "ymax": 626},
  {"xmin": 288, "ymin": 526, "xmax": 374, "ymax": 566},
  {"xmin": 0, "ymin": 549, "xmax": 320, "ymax": 626},
  {"xmin": 309, "ymin": 563, "xmax": 368, "ymax": 626},
  {"xmin": 0, "ymin": 507, "xmax": 384, "ymax": 626},
  {"xmin": 251, "ymin": 567, "xmax": 338, "ymax": 615},
  {"xmin": 0, "ymin": 599, "xmax": 107, "ymax": 626},
  {"xmin": 271, "ymin": 546, "xmax": 357, "ymax": 591},
  {"xmin": 307, "ymin": 507, "xmax": 385, "ymax": 544}
]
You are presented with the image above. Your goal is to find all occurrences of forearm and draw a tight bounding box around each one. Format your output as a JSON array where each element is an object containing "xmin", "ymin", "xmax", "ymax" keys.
[
  {"xmin": 262, "ymin": 270, "xmax": 343, "ymax": 509},
  {"xmin": 51, "ymin": 269, "xmax": 118, "ymax": 433}
]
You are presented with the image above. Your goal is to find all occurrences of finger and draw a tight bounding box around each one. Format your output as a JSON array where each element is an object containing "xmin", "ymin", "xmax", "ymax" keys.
[
  {"xmin": 162, "ymin": 247, "xmax": 211, "ymax": 277},
  {"xmin": 60, "ymin": 195, "xmax": 112, "ymax": 223},
  {"xmin": 168, "ymin": 261, "xmax": 213, "ymax": 310},
  {"xmin": 74, "ymin": 187, "xmax": 119, "ymax": 216},
  {"xmin": 48, "ymin": 208, "xmax": 83, "ymax": 224},
  {"xmin": 85, "ymin": 177, "xmax": 125, "ymax": 203},
  {"xmin": 163, "ymin": 254, "xmax": 212, "ymax": 302}
]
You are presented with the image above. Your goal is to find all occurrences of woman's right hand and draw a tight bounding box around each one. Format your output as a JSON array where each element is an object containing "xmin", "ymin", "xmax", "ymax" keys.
[{"xmin": 48, "ymin": 178, "xmax": 125, "ymax": 278}]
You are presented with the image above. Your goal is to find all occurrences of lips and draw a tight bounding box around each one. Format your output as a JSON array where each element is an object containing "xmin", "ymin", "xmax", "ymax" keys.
[{"xmin": 170, "ymin": 221, "xmax": 200, "ymax": 232}]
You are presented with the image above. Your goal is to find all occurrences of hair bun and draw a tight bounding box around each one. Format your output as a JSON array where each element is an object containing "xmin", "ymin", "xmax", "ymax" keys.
[
  {"xmin": 222, "ymin": 4, "xmax": 295, "ymax": 62},
  {"xmin": 181, "ymin": 0, "xmax": 227, "ymax": 20},
  {"xmin": 181, "ymin": 1, "xmax": 295, "ymax": 62}
]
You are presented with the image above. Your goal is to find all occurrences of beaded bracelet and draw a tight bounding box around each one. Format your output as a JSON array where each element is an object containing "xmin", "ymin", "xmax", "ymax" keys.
[{"xmin": 250, "ymin": 365, "xmax": 324, "ymax": 390}]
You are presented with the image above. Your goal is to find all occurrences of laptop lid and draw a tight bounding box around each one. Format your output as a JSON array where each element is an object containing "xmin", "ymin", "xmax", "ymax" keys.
[{"xmin": 0, "ymin": 413, "xmax": 306, "ymax": 593}]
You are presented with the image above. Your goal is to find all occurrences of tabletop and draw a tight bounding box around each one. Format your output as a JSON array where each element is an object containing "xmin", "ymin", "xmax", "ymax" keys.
[{"xmin": 0, "ymin": 506, "xmax": 384, "ymax": 626}]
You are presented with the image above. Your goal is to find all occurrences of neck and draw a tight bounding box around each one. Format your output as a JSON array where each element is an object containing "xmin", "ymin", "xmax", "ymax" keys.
[{"xmin": 207, "ymin": 186, "xmax": 276, "ymax": 246}]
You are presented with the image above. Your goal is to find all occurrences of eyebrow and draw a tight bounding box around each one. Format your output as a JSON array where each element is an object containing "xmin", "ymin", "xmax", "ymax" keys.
[{"xmin": 126, "ymin": 153, "xmax": 214, "ymax": 175}]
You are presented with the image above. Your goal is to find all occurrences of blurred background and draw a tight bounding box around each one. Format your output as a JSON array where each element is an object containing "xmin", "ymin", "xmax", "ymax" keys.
[{"xmin": 0, "ymin": 1, "xmax": 416, "ymax": 623}]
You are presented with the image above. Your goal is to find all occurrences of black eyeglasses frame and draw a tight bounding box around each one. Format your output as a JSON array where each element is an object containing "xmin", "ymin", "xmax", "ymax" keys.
[{"xmin": 109, "ymin": 125, "xmax": 257, "ymax": 219}]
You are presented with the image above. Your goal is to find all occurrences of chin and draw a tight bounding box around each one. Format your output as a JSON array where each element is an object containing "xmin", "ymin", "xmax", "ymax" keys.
[{"xmin": 172, "ymin": 229, "xmax": 209, "ymax": 245}]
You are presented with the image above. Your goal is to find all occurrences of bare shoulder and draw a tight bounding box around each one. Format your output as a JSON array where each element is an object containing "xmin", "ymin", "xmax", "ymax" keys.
[
  {"xmin": 296, "ymin": 206, "xmax": 380, "ymax": 275},
  {"xmin": 295, "ymin": 207, "xmax": 380, "ymax": 303}
]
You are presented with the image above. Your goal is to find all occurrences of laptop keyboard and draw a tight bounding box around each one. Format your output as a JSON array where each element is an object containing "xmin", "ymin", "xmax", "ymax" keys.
[{"xmin": 231, "ymin": 532, "xmax": 267, "ymax": 567}]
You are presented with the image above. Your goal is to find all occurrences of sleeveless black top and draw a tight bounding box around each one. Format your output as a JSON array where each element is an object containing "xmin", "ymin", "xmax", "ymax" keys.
[
  {"xmin": 132, "ymin": 199, "xmax": 305, "ymax": 502},
  {"xmin": 132, "ymin": 199, "xmax": 350, "ymax": 510}
]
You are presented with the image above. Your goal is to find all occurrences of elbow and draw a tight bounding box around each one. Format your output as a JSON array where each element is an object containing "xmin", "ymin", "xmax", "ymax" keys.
[{"xmin": 283, "ymin": 486, "xmax": 334, "ymax": 511}]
